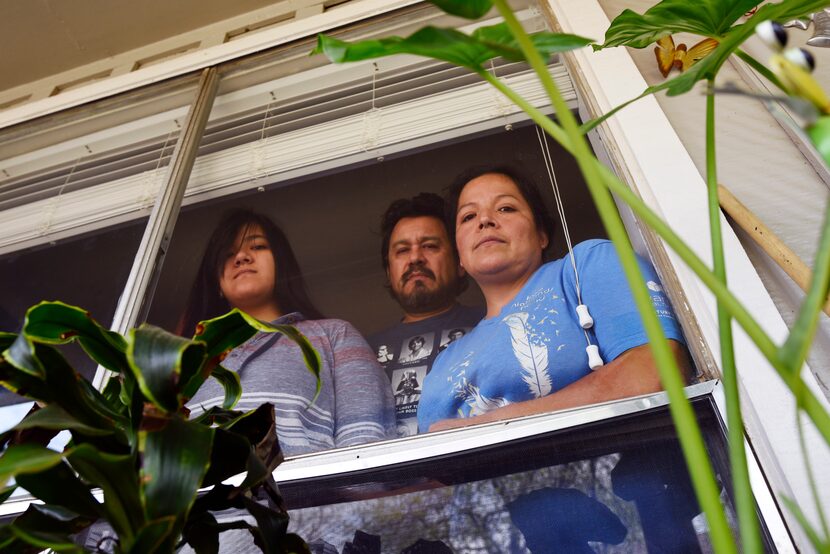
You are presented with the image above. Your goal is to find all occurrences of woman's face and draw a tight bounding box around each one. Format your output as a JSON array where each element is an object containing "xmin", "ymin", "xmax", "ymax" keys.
[
  {"xmin": 218, "ymin": 224, "xmax": 278, "ymax": 313},
  {"xmin": 455, "ymin": 173, "xmax": 548, "ymax": 286}
]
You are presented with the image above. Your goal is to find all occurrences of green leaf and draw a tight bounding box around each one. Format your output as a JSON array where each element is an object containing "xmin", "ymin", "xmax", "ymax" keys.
[
  {"xmin": 127, "ymin": 516, "xmax": 177, "ymax": 554},
  {"xmin": 244, "ymin": 491, "xmax": 290, "ymax": 554},
  {"xmin": 781, "ymin": 495, "xmax": 830, "ymax": 551},
  {"xmin": 20, "ymin": 301, "xmax": 128, "ymax": 374},
  {"xmin": 127, "ymin": 324, "xmax": 206, "ymax": 413},
  {"xmin": 12, "ymin": 504, "xmax": 95, "ymax": 541},
  {"xmin": 193, "ymin": 310, "xmax": 321, "ymax": 402},
  {"xmin": 0, "ymin": 444, "xmax": 64, "ymax": 486},
  {"xmin": 3, "ymin": 334, "xmax": 45, "ymax": 378},
  {"xmin": 598, "ymin": 0, "xmax": 759, "ymax": 49},
  {"xmin": 204, "ymin": 364, "xmax": 241, "ymax": 410},
  {"xmin": 181, "ymin": 512, "xmax": 220, "ymax": 554},
  {"xmin": 13, "ymin": 403, "xmax": 111, "ymax": 436},
  {"xmin": 15, "ymin": 461, "xmax": 101, "ymax": 519},
  {"xmin": 140, "ymin": 418, "xmax": 213, "ymax": 527},
  {"xmin": 430, "ymin": 0, "xmax": 491, "ymax": 19},
  {"xmin": 314, "ymin": 24, "xmax": 592, "ymax": 72},
  {"xmin": 6, "ymin": 524, "xmax": 84, "ymax": 553},
  {"xmin": 67, "ymin": 443, "xmax": 144, "ymax": 542}
]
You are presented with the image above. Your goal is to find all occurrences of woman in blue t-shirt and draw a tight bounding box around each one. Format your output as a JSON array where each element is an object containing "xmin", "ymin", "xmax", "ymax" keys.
[{"xmin": 417, "ymin": 166, "xmax": 691, "ymax": 433}]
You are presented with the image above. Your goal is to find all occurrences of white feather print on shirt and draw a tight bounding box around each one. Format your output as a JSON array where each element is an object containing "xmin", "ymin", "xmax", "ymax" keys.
[{"xmin": 502, "ymin": 312, "xmax": 552, "ymax": 398}]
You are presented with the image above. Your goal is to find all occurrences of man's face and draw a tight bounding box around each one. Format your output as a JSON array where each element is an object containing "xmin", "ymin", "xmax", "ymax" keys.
[{"xmin": 387, "ymin": 216, "xmax": 463, "ymax": 318}]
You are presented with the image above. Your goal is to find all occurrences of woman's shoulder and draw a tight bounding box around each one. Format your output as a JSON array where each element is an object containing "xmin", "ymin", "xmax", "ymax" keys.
[{"xmin": 296, "ymin": 317, "xmax": 368, "ymax": 344}]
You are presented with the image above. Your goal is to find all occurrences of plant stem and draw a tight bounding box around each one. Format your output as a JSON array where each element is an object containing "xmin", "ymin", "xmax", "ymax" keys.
[
  {"xmin": 706, "ymin": 81, "xmax": 762, "ymax": 553},
  {"xmin": 478, "ymin": 72, "xmax": 830, "ymax": 448},
  {"xmin": 491, "ymin": 1, "xmax": 736, "ymax": 550}
]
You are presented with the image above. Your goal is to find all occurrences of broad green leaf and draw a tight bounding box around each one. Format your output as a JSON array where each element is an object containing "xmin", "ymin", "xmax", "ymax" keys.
[
  {"xmin": 202, "ymin": 426, "xmax": 253, "ymax": 487},
  {"xmin": 314, "ymin": 24, "xmax": 592, "ymax": 73},
  {"xmin": 194, "ymin": 310, "xmax": 321, "ymax": 401},
  {"xmin": 204, "ymin": 364, "xmax": 241, "ymax": 410},
  {"xmin": 0, "ymin": 484, "xmax": 17, "ymax": 503},
  {"xmin": 12, "ymin": 504, "xmax": 94, "ymax": 541},
  {"xmin": 127, "ymin": 516, "xmax": 176, "ymax": 554},
  {"xmin": 21, "ymin": 302, "xmax": 128, "ymax": 374},
  {"xmin": 140, "ymin": 418, "xmax": 213, "ymax": 526},
  {"xmin": 598, "ymin": 0, "xmax": 760, "ymax": 48},
  {"xmin": 15, "ymin": 461, "xmax": 100, "ymax": 519},
  {"xmin": 430, "ymin": 0, "xmax": 491, "ymax": 19},
  {"xmin": 127, "ymin": 324, "xmax": 206, "ymax": 413},
  {"xmin": 68, "ymin": 444, "xmax": 144, "ymax": 542},
  {"xmin": 0, "ymin": 444, "xmax": 64, "ymax": 486},
  {"xmin": 13, "ymin": 403, "xmax": 111, "ymax": 436},
  {"xmin": 36, "ymin": 344, "xmax": 126, "ymax": 433},
  {"xmin": 6, "ymin": 524, "xmax": 84, "ymax": 552},
  {"xmin": 3, "ymin": 334, "xmax": 45, "ymax": 378},
  {"xmin": 181, "ymin": 512, "xmax": 220, "ymax": 554},
  {"xmin": 244, "ymin": 491, "xmax": 290, "ymax": 554}
]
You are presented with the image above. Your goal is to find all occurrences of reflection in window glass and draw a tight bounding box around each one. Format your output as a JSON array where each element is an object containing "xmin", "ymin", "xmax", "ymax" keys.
[
  {"xmin": 0, "ymin": 220, "xmax": 146, "ymax": 428},
  {"xmin": 280, "ymin": 401, "xmax": 766, "ymax": 553}
]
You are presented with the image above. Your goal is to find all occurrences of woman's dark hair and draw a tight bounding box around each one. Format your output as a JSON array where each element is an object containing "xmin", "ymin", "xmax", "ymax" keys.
[
  {"xmin": 446, "ymin": 164, "xmax": 556, "ymax": 257},
  {"xmin": 178, "ymin": 209, "xmax": 322, "ymax": 336}
]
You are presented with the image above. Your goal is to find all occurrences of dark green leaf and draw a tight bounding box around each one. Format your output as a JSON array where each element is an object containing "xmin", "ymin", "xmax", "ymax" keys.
[
  {"xmin": 0, "ymin": 484, "xmax": 17, "ymax": 503},
  {"xmin": 16, "ymin": 460, "xmax": 100, "ymax": 519},
  {"xmin": 3, "ymin": 334, "xmax": 45, "ymax": 378},
  {"xmin": 127, "ymin": 516, "xmax": 176, "ymax": 554},
  {"xmin": 12, "ymin": 504, "xmax": 94, "ymax": 540},
  {"xmin": 244, "ymin": 490, "xmax": 290, "ymax": 554},
  {"xmin": 0, "ymin": 444, "xmax": 65, "ymax": 485},
  {"xmin": 598, "ymin": 0, "xmax": 760, "ymax": 49},
  {"xmin": 67, "ymin": 444, "xmax": 144, "ymax": 542},
  {"xmin": 35, "ymin": 344, "xmax": 127, "ymax": 434},
  {"xmin": 6, "ymin": 525, "xmax": 84, "ymax": 553},
  {"xmin": 430, "ymin": 0, "xmax": 491, "ymax": 19},
  {"xmin": 141, "ymin": 418, "xmax": 213, "ymax": 525},
  {"xmin": 127, "ymin": 324, "xmax": 206, "ymax": 413},
  {"xmin": 202, "ymin": 426, "xmax": 252, "ymax": 487},
  {"xmin": 13, "ymin": 403, "xmax": 111, "ymax": 436},
  {"xmin": 184, "ymin": 363, "xmax": 241, "ymax": 410},
  {"xmin": 193, "ymin": 310, "xmax": 321, "ymax": 402},
  {"xmin": 314, "ymin": 24, "xmax": 592, "ymax": 72},
  {"xmin": 20, "ymin": 302, "xmax": 128, "ymax": 374},
  {"xmin": 191, "ymin": 405, "xmax": 246, "ymax": 428},
  {"xmin": 182, "ymin": 512, "xmax": 220, "ymax": 554}
]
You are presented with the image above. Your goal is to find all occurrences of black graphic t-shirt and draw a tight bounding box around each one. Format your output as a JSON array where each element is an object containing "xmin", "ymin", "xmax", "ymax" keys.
[{"xmin": 367, "ymin": 304, "xmax": 484, "ymax": 437}]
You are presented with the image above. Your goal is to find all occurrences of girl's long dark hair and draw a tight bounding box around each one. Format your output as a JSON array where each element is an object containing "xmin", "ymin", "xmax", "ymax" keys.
[{"xmin": 178, "ymin": 209, "xmax": 323, "ymax": 336}]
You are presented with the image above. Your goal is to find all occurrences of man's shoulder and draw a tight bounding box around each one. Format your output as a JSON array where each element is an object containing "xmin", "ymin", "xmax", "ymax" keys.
[{"xmin": 369, "ymin": 304, "xmax": 484, "ymax": 345}]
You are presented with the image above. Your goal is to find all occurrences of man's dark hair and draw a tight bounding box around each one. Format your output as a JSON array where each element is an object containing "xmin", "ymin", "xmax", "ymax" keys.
[
  {"xmin": 380, "ymin": 193, "xmax": 452, "ymax": 269},
  {"xmin": 179, "ymin": 209, "xmax": 323, "ymax": 336},
  {"xmin": 447, "ymin": 164, "xmax": 556, "ymax": 258}
]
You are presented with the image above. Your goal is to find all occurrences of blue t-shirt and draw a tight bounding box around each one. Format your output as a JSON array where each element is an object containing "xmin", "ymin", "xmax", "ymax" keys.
[{"xmin": 417, "ymin": 239, "xmax": 684, "ymax": 432}]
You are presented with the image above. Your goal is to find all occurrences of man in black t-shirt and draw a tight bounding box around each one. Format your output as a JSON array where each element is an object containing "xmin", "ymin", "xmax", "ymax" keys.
[{"xmin": 368, "ymin": 194, "xmax": 483, "ymax": 437}]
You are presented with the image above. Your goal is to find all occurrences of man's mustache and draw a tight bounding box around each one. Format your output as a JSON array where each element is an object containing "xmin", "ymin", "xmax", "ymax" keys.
[{"xmin": 402, "ymin": 264, "xmax": 435, "ymax": 283}]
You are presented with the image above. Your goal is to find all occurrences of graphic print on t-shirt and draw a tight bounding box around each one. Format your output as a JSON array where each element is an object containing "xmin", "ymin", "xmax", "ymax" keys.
[{"xmin": 399, "ymin": 332, "xmax": 435, "ymax": 363}]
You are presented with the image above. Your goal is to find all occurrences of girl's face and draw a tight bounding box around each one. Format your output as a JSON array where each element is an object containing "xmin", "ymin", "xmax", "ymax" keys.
[
  {"xmin": 218, "ymin": 224, "xmax": 278, "ymax": 313},
  {"xmin": 455, "ymin": 173, "xmax": 548, "ymax": 287}
]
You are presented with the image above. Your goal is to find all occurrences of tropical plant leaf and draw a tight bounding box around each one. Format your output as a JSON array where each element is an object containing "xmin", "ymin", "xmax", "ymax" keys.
[
  {"xmin": 597, "ymin": 0, "xmax": 760, "ymax": 48},
  {"xmin": 12, "ymin": 503, "xmax": 95, "ymax": 541},
  {"xmin": 5, "ymin": 524, "xmax": 84, "ymax": 553},
  {"xmin": 20, "ymin": 302, "xmax": 128, "ymax": 374},
  {"xmin": 127, "ymin": 324, "xmax": 206, "ymax": 413},
  {"xmin": 181, "ymin": 512, "xmax": 220, "ymax": 554},
  {"xmin": 140, "ymin": 417, "xmax": 213, "ymax": 546},
  {"xmin": 430, "ymin": 0, "xmax": 491, "ymax": 19},
  {"xmin": 0, "ymin": 443, "xmax": 64, "ymax": 486},
  {"xmin": 15, "ymin": 460, "xmax": 100, "ymax": 519},
  {"xmin": 3, "ymin": 334, "xmax": 45, "ymax": 379},
  {"xmin": 12, "ymin": 403, "xmax": 111, "ymax": 437},
  {"xmin": 780, "ymin": 495, "xmax": 829, "ymax": 551},
  {"xmin": 193, "ymin": 309, "xmax": 322, "ymax": 401},
  {"xmin": 314, "ymin": 24, "xmax": 592, "ymax": 73},
  {"xmin": 67, "ymin": 444, "xmax": 144, "ymax": 542},
  {"xmin": 244, "ymin": 489, "xmax": 291, "ymax": 554},
  {"xmin": 127, "ymin": 516, "xmax": 177, "ymax": 554}
]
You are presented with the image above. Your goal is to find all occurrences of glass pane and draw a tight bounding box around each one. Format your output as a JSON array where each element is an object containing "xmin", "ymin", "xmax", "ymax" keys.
[
  {"xmin": 280, "ymin": 397, "xmax": 770, "ymax": 553},
  {"xmin": 0, "ymin": 219, "xmax": 146, "ymax": 428}
]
